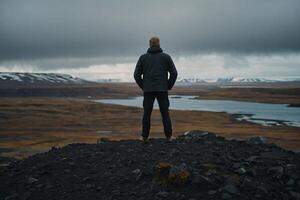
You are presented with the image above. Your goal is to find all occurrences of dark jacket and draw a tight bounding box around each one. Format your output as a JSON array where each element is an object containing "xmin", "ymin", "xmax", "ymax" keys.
[{"xmin": 134, "ymin": 47, "xmax": 178, "ymax": 92}]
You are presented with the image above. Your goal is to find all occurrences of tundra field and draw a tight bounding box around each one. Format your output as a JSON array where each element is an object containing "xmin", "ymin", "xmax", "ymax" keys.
[{"xmin": 0, "ymin": 83, "xmax": 300, "ymax": 158}]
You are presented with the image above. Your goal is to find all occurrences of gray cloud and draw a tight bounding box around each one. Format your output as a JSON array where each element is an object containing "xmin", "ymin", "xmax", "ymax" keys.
[{"xmin": 1, "ymin": 0, "xmax": 300, "ymax": 69}]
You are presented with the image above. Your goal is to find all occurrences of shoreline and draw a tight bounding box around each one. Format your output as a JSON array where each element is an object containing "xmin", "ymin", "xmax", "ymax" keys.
[{"xmin": 93, "ymin": 96, "xmax": 300, "ymax": 128}]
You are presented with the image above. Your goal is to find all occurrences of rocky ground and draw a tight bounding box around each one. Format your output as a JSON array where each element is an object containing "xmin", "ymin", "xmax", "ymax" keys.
[{"xmin": 0, "ymin": 131, "xmax": 299, "ymax": 200}]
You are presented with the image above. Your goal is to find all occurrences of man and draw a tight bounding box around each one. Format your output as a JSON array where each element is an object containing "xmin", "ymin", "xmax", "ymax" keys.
[{"xmin": 134, "ymin": 36, "xmax": 178, "ymax": 142}]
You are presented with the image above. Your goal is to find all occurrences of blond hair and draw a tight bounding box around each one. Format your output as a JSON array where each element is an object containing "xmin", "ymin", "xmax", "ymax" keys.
[{"xmin": 149, "ymin": 36, "xmax": 160, "ymax": 47}]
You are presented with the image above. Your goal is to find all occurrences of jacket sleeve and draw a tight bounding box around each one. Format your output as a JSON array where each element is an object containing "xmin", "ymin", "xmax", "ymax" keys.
[
  {"xmin": 134, "ymin": 56, "xmax": 144, "ymax": 90},
  {"xmin": 167, "ymin": 56, "xmax": 178, "ymax": 90}
]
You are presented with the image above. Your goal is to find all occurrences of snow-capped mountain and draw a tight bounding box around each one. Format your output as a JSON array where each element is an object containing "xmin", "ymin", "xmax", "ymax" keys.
[
  {"xmin": 216, "ymin": 77, "xmax": 277, "ymax": 83},
  {"xmin": 95, "ymin": 78, "xmax": 122, "ymax": 83},
  {"xmin": 0, "ymin": 72, "xmax": 90, "ymax": 86},
  {"xmin": 177, "ymin": 76, "xmax": 300, "ymax": 84},
  {"xmin": 177, "ymin": 78, "xmax": 206, "ymax": 84}
]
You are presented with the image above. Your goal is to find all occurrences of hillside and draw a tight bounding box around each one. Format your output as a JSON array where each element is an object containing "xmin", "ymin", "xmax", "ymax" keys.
[
  {"xmin": 0, "ymin": 72, "xmax": 91, "ymax": 87},
  {"xmin": 0, "ymin": 72, "xmax": 138, "ymax": 97},
  {"xmin": 1, "ymin": 131, "xmax": 299, "ymax": 200}
]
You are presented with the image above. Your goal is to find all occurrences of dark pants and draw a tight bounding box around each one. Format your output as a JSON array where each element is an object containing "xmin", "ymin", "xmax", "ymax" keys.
[{"xmin": 142, "ymin": 91, "xmax": 172, "ymax": 139}]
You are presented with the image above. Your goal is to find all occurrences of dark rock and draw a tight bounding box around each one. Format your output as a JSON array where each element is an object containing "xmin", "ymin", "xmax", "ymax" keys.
[
  {"xmin": 222, "ymin": 184, "xmax": 240, "ymax": 195},
  {"xmin": 290, "ymin": 191, "xmax": 300, "ymax": 200},
  {"xmin": 245, "ymin": 168, "xmax": 257, "ymax": 177},
  {"xmin": 260, "ymin": 150, "xmax": 289, "ymax": 159},
  {"xmin": 245, "ymin": 156, "xmax": 258, "ymax": 162},
  {"xmin": 213, "ymin": 175, "xmax": 224, "ymax": 184},
  {"xmin": 112, "ymin": 189, "xmax": 120, "ymax": 195},
  {"xmin": 280, "ymin": 192, "xmax": 290, "ymax": 200},
  {"xmin": 83, "ymin": 176, "xmax": 91, "ymax": 181},
  {"xmin": 93, "ymin": 151, "xmax": 104, "ymax": 156},
  {"xmin": 256, "ymin": 185, "xmax": 268, "ymax": 195},
  {"xmin": 86, "ymin": 184, "xmax": 93, "ymax": 189},
  {"xmin": 181, "ymin": 130, "xmax": 217, "ymax": 140},
  {"xmin": 169, "ymin": 148, "xmax": 179, "ymax": 157},
  {"xmin": 241, "ymin": 177, "xmax": 256, "ymax": 190},
  {"xmin": 267, "ymin": 166, "xmax": 284, "ymax": 178},
  {"xmin": 247, "ymin": 136, "xmax": 267, "ymax": 145},
  {"xmin": 132, "ymin": 169, "xmax": 141, "ymax": 174},
  {"xmin": 155, "ymin": 191, "xmax": 169, "ymax": 199},
  {"xmin": 45, "ymin": 183, "xmax": 53, "ymax": 189},
  {"xmin": 237, "ymin": 167, "xmax": 246, "ymax": 175},
  {"xmin": 20, "ymin": 192, "xmax": 31, "ymax": 200},
  {"xmin": 232, "ymin": 163, "xmax": 241, "ymax": 169},
  {"xmin": 27, "ymin": 177, "xmax": 38, "ymax": 184},
  {"xmin": 287, "ymin": 178, "xmax": 295, "ymax": 186},
  {"xmin": 96, "ymin": 186, "xmax": 102, "ymax": 191},
  {"xmin": 215, "ymin": 157, "xmax": 226, "ymax": 164},
  {"xmin": 221, "ymin": 193, "xmax": 232, "ymax": 199},
  {"xmin": 286, "ymin": 164, "xmax": 297, "ymax": 170},
  {"xmin": 193, "ymin": 174, "xmax": 213, "ymax": 186},
  {"xmin": 208, "ymin": 190, "xmax": 217, "ymax": 195},
  {"xmin": 227, "ymin": 155, "xmax": 238, "ymax": 162},
  {"xmin": 4, "ymin": 194, "xmax": 19, "ymax": 200},
  {"xmin": 135, "ymin": 173, "xmax": 142, "ymax": 181},
  {"xmin": 0, "ymin": 163, "xmax": 10, "ymax": 167},
  {"xmin": 1, "ymin": 133, "xmax": 299, "ymax": 200}
]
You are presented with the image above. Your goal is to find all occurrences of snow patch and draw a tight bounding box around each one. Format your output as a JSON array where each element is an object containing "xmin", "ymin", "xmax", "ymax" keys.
[
  {"xmin": 0, "ymin": 72, "xmax": 86, "ymax": 84},
  {"xmin": 0, "ymin": 73, "xmax": 23, "ymax": 82}
]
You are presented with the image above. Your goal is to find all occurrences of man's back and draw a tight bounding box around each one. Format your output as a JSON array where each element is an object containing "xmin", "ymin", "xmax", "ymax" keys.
[{"xmin": 134, "ymin": 46, "xmax": 177, "ymax": 92}]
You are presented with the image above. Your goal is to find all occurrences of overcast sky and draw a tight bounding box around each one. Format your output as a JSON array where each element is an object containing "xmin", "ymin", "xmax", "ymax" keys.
[{"xmin": 1, "ymin": 0, "xmax": 300, "ymax": 81}]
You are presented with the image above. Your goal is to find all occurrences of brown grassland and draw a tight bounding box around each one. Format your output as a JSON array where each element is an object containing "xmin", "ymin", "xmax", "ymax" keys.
[{"xmin": 1, "ymin": 85, "xmax": 300, "ymax": 159}]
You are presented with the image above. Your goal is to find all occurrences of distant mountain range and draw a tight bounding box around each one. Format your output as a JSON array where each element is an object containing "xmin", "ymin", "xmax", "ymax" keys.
[
  {"xmin": 176, "ymin": 78, "xmax": 206, "ymax": 84},
  {"xmin": 177, "ymin": 77, "xmax": 300, "ymax": 84},
  {"xmin": 94, "ymin": 78, "xmax": 122, "ymax": 83},
  {"xmin": 0, "ymin": 72, "xmax": 90, "ymax": 87},
  {"xmin": 1, "ymin": 73, "xmax": 300, "ymax": 86}
]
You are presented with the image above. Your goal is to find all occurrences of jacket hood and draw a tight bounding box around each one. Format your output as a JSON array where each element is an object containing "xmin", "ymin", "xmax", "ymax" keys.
[{"xmin": 147, "ymin": 47, "xmax": 163, "ymax": 53}]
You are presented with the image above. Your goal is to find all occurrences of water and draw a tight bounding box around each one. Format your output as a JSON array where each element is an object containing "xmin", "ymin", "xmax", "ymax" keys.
[{"xmin": 93, "ymin": 95, "xmax": 300, "ymax": 127}]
